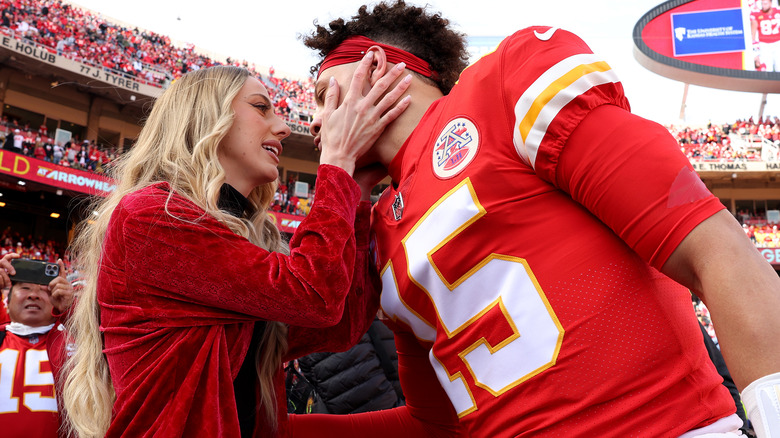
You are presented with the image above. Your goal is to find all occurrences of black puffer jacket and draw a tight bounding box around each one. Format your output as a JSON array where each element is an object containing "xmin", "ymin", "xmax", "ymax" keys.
[{"xmin": 297, "ymin": 318, "xmax": 403, "ymax": 414}]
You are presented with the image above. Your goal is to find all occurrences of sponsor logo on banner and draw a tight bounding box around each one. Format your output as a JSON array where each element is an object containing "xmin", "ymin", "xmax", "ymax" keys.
[
  {"xmin": 760, "ymin": 248, "xmax": 780, "ymax": 267},
  {"xmin": 268, "ymin": 211, "xmax": 305, "ymax": 234},
  {"xmin": 0, "ymin": 150, "xmax": 115, "ymax": 196},
  {"xmin": 432, "ymin": 117, "xmax": 479, "ymax": 179}
]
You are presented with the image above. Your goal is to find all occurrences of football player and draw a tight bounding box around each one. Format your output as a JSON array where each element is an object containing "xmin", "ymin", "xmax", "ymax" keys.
[{"xmin": 289, "ymin": 1, "xmax": 780, "ymax": 437}]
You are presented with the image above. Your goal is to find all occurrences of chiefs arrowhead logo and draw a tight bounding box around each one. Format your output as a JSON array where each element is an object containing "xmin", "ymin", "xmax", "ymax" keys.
[{"xmin": 432, "ymin": 117, "xmax": 480, "ymax": 179}]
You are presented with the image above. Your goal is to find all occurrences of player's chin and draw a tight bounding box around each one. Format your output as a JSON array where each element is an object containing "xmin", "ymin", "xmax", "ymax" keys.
[{"xmin": 354, "ymin": 153, "xmax": 379, "ymax": 171}]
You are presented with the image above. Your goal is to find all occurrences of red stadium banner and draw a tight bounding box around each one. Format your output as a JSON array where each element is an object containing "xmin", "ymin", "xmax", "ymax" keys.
[
  {"xmin": 0, "ymin": 150, "xmax": 115, "ymax": 196},
  {"xmin": 267, "ymin": 211, "xmax": 304, "ymax": 234},
  {"xmin": 1, "ymin": 150, "xmax": 309, "ymax": 232},
  {"xmin": 759, "ymin": 248, "xmax": 780, "ymax": 268}
]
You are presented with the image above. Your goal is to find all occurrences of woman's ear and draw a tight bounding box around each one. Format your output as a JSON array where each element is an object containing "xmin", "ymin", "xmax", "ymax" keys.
[{"xmin": 366, "ymin": 45, "xmax": 388, "ymax": 85}]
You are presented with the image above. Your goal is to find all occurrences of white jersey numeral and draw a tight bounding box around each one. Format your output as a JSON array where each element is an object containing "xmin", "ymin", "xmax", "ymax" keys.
[
  {"xmin": 381, "ymin": 179, "xmax": 564, "ymax": 417},
  {"xmin": 0, "ymin": 349, "xmax": 20, "ymax": 412},
  {"xmin": 0, "ymin": 347, "xmax": 57, "ymax": 413}
]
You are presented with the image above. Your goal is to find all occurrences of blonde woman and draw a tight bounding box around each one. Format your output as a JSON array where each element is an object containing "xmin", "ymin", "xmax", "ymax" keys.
[{"xmin": 63, "ymin": 56, "xmax": 411, "ymax": 438}]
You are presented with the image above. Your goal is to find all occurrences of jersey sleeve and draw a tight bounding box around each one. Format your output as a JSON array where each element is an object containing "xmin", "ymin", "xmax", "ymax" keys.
[
  {"xmin": 491, "ymin": 27, "xmax": 631, "ymax": 184},
  {"xmin": 555, "ymin": 104, "xmax": 725, "ymax": 269},
  {"xmin": 286, "ymin": 330, "xmax": 464, "ymax": 438},
  {"xmin": 484, "ymin": 27, "xmax": 720, "ymax": 268}
]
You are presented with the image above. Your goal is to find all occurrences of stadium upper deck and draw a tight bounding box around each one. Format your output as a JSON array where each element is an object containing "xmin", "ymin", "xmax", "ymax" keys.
[{"xmin": 0, "ymin": 0, "xmax": 777, "ymax": 268}]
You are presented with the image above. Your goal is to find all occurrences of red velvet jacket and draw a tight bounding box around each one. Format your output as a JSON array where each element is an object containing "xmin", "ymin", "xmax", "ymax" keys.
[{"xmin": 98, "ymin": 165, "xmax": 378, "ymax": 437}]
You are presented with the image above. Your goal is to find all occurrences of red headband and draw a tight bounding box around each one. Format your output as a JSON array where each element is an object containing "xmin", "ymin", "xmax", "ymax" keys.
[{"xmin": 318, "ymin": 35, "xmax": 439, "ymax": 82}]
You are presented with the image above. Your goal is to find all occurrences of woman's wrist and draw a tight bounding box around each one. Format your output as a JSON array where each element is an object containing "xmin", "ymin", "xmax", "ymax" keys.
[{"xmin": 319, "ymin": 155, "xmax": 355, "ymax": 176}]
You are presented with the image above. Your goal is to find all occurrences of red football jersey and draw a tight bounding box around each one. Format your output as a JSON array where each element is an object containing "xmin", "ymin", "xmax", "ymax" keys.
[
  {"xmin": 0, "ymin": 331, "xmax": 60, "ymax": 438},
  {"xmin": 752, "ymin": 8, "xmax": 780, "ymax": 43},
  {"xmin": 371, "ymin": 27, "xmax": 733, "ymax": 437},
  {"xmin": 0, "ymin": 304, "xmax": 9, "ymax": 325}
]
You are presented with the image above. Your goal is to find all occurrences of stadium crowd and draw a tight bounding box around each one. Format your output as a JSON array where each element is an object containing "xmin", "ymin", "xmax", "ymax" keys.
[
  {"xmin": 743, "ymin": 222, "xmax": 780, "ymax": 247},
  {"xmin": 4, "ymin": 1, "xmax": 780, "ymax": 185},
  {"xmin": 669, "ymin": 117, "xmax": 780, "ymax": 161},
  {"xmin": 0, "ymin": 118, "xmax": 117, "ymax": 173},
  {"xmin": 0, "ymin": 0, "xmax": 214, "ymax": 86},
  {"xmin": 0, "ymin": 226, "xmax": 69, "ymax": 266},
  {"xmin": 0, "ymin": 0, "xmax": 317, "ymax": 126}
]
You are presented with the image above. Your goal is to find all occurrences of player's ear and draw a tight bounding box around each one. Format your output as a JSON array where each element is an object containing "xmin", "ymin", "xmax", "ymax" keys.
[{"xmin": 366, "ymin": 45, "xmax": 388, "ymax": 86}]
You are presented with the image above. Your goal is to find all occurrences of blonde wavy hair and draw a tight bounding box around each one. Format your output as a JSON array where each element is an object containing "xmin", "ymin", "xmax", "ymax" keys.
[{"xmin": 62, "ymin": 66, "xmax": 289, "ymax": 437}]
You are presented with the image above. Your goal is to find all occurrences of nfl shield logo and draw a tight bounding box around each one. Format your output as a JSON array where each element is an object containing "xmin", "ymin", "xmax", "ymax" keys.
[
  {"xmin": 432, "ymin": 117, "xmax": 479, "ymax": 179},
  {"xmin": 392, "ymin": 193, "xmax": 404, "ymax": 221}
]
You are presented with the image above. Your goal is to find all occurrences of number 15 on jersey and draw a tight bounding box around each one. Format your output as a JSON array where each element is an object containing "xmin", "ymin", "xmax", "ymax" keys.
[{"xmin": 379, "ymin": 179, "xmax": 565, "ymax": 417}]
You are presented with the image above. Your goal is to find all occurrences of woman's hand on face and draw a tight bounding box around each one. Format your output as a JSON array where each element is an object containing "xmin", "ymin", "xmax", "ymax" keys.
[{"xmin": 318, "ymin": 51, "xmax": 412, "ymax": 176}]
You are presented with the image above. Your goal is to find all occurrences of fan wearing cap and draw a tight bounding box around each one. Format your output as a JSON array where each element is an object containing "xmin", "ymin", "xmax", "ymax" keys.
[{"xmin": 0, "ymin": 252, "xmax": 75, "ymax": 438}]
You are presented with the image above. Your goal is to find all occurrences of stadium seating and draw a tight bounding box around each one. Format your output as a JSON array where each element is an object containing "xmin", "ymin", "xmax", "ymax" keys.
[
  {"xmin": 0, "ymin": 0, "xmax": 315, "ymax": 127},
  {"xmin": 668, "ymin": 118, "xmax": 780, "ymax": 162},
  {"xmin": 1, "ymin": 0, "xmax": 778, "ymax": 223},
  {"xmin": 0, "ymin": 226, "xmax": 70, "ymax": 266}
]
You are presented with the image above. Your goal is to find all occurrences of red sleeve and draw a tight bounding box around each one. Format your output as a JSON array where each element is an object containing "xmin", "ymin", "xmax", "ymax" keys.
[
  {"xmin": 104, "ymin": 164, "xmax": 362, "ymax": 328},
  {"xmin": 496, "ymin": 27, "xmax": 630, "ymax": 177},
  {"xmin": 285, "ymin": 331, "xmax": 464, "ymax": 437},
  {"xmin": 285, "ymin": 201, "xmax": 381, "ymax": 359},
  {"xmin": 556, "ymin": 104, "xmax": 725, "ymax": 269},
  {"xmin": 0, "ymin": 304, "xmax": 8, "ymax": 325}
]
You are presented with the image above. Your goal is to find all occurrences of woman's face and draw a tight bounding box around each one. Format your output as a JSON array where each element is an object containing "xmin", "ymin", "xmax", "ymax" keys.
[{"xmin": 218, "ymin": 76, "xmax": 291, "ymax": 196}]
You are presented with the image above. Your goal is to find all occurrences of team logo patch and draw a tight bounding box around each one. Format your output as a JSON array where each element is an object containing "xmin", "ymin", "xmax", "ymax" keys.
[
  {"xmin": 392, "ymin": 192, "xmax": 404, "ymax": 221},
  {"xmin": 432, "ymin": 117, "xmax": 479, "ymax": 179}
]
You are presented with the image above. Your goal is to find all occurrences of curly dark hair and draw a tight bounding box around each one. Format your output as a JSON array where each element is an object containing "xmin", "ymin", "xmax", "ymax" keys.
[{"xmin": 302, "ymin": 0, "xmax": 469, "ymax": 94}]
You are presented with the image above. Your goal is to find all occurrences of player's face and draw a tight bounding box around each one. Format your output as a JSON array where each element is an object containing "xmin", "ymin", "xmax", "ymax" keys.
[
  {"xmin": 762, "ymin": 0, "xmax": 773, "ymax": 12},
  {"xmin": 311, "ymin": 63, "xmax": 357, "ymax": 144},
  {"xmin": 7, "ymin": 282, "xmax": 56, "ymax": 327},
  {"xmin": 218, "ymin": 77, "xmax": 291, "ymax": 196},
  {"xmin": 310, "ymin": 62, "xmax": 382, "ymax": 169}
]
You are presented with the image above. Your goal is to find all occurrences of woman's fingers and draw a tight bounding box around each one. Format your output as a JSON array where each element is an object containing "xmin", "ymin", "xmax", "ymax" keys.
[
  {"xmin": 363, "ymin": 61, "xmax": 407, "ymax": 105},
  {"xmin": 380, "ymin": 94, "xmax": 412, "ymax": 126},
  {"xmin": 321, "ymin": 76, "xmax": 340, "ymax": 121},
  {"xmin": 317, "ymin": 51, "xmax": 414, "ymax": 171},
  {"xmin": 345, "ymin": 51, "xmax": 374, "ymax": 100},
  {"xmin": 375, "ymin": 73, "xmax": 412, "ymax": 122}
]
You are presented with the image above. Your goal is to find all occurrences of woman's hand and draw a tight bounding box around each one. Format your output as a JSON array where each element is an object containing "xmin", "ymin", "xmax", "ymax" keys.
[{"xmin": 318, "ymin": 52, "xmax": 412, "ymax": 176}]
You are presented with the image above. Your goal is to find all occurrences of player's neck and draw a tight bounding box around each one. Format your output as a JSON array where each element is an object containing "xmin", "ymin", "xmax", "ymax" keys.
[{"xmin": 376, "ymin": 82, "xmax": 444, "ymax": 169}]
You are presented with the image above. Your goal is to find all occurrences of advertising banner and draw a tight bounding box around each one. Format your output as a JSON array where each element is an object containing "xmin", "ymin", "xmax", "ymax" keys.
[
  {"xmin": 759, "ymin": 248, "xmax": 780, "ymax": 267},
  {"xmin": 1, "ymin": 150, "xmax": 311, "ymax": 232},
  {"xmin": 0, "ymin": 150, "xmax": 115, "ymax": 196},
  {"xmin": 671, "ymin": 8, "xmax": 748, "ymax": 56},
  {"xmin": 267, "ymin": 211, "xmax": 304, "ymax": 234}
]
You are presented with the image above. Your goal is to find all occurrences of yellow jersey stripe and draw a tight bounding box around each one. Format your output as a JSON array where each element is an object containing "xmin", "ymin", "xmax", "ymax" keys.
[
  {"xmin": 518, "ymin": 61, "xmax": 613, "ymax": 143},
  {"xmin": 512, "ymin": 53, "xmax": 621, "ymax": 167}
]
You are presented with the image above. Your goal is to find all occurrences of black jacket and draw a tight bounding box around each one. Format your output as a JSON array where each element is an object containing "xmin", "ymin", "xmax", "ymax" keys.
[{"xmin": 297, "ymin": 318, "xmax": 402, "ymax": 414}]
